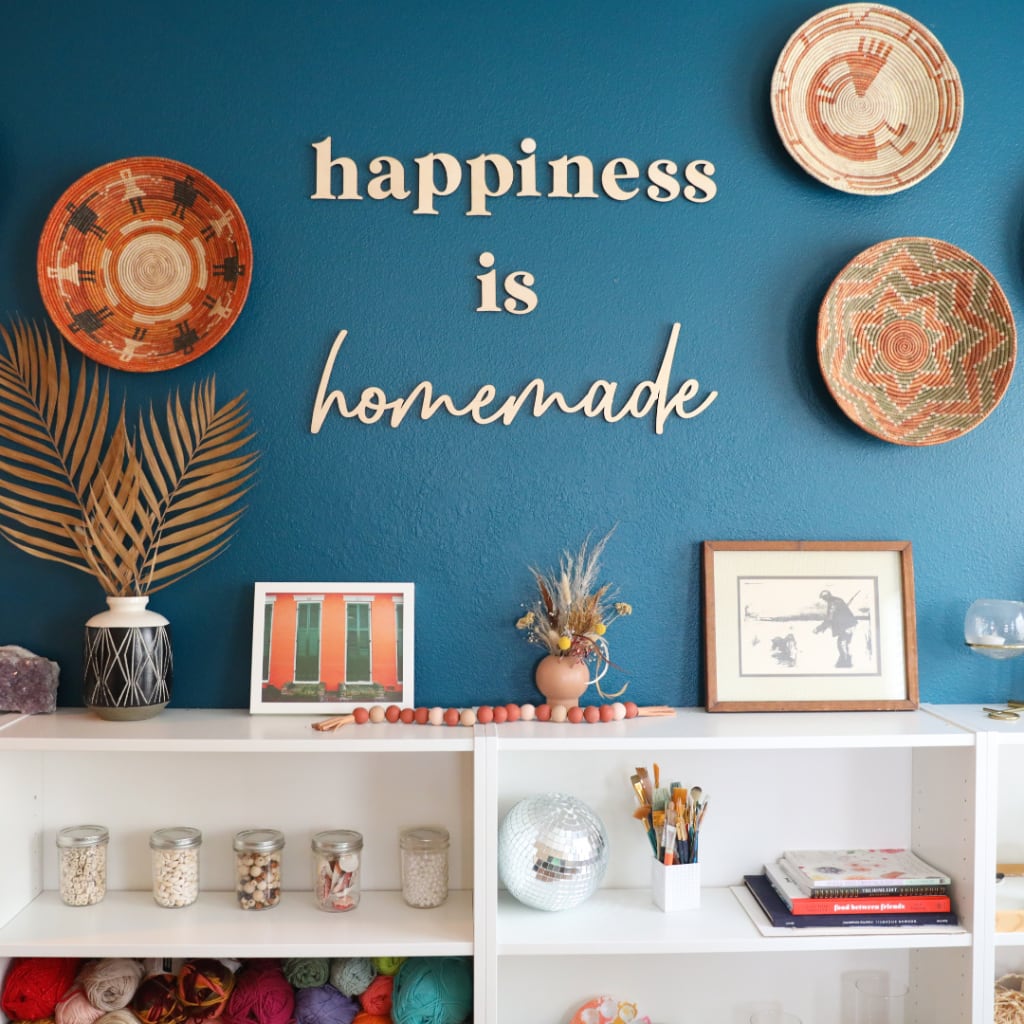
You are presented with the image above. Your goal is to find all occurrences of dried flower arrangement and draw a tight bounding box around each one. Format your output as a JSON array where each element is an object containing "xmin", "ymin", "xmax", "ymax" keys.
[
  {"xmin": 0, "ymin": 318, "xmax": 258, "ymax": 596},
  {"xmin": 515, "ymin": 528, "xmax": 632, "ymax": 663}
]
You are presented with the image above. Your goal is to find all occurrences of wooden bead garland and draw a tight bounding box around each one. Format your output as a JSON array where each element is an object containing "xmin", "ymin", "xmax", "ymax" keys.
[{"xmin": 313, "ymin": 702, "xmax": 674, "ymax": 732}]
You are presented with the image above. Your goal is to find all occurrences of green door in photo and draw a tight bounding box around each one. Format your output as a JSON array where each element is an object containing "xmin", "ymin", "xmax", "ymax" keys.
[
  {"xmin": 346, "ymin": 601, "xmax": 371, "ymax": 683},
  {"xmin": 295, "ymin": 601, "xmax": 321, "ymax": 682}
]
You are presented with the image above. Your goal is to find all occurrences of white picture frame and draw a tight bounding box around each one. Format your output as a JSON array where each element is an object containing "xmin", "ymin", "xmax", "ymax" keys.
[{"xmin": 249, "ymin": 581, "xmax": 414, "ymax": 714}]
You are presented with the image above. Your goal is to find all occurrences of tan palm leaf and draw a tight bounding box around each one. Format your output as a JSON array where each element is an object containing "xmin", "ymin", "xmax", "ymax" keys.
[{"xmin": 0, "ymin": 317, "xmax": 258, "ymax": 596}]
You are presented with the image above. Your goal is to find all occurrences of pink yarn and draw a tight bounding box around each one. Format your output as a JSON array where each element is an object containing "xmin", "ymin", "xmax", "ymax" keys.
[
  {"xmin": 57, "ymin": 987, "xmax": 105, "ymax": 1024},
  {"xmin": 222, "ymin": 965, "xmax": 293, "ymax": 1024}
]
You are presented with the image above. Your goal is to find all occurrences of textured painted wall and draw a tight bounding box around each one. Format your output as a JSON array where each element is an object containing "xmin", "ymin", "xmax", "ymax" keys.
[{"xmin": 1, "ymin": 1, "xmax": 1023, "ymax": 709}]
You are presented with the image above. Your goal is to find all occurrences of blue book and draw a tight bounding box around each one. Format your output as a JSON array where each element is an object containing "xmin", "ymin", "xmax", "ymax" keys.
[{"xmin": 743, "ymin": 874, "xmax": 959, "ymax": 928}]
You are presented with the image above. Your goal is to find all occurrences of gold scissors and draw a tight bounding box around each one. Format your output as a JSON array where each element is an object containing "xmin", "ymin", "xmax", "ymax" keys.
[{"xmin": 984, "ymin": 706, "xmax": 1021, "ymax": 721}]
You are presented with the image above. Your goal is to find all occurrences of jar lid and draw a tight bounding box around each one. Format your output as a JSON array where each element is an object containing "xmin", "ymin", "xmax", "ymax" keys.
[
  {"xmin": 57, "ymin": 825, "xmax": 109, "ymax": 848},
  {"xmin": 400, "ymin": 826, "xmax": 449, "ymax": 850},
  {"xmin": 233, "ymin": 828, "xmax": 285, "ymax": 852},
  {"xmin": 150, "ymin": 826, "xmax": 202, "ymax": 850},
  {"xmin": 311, "ymin": 829, "xmax": 363, "ymax": 855}
]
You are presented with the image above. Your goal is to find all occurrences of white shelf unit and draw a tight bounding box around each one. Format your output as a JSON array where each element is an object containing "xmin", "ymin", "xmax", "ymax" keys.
[
  {"xmin": 480, "ymin": 707, "xmax": 981, "ymax": 1024},
  {"xmin": 0, "ymin": 710, "xmax": 478, "ymax": 1013},
  {"xmin": 0, "ymin": 705, "xmax": 998, "ymax": 1023}
]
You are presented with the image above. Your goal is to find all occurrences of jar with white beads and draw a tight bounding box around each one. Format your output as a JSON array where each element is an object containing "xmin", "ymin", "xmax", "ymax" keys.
[
  {"xmin": 233, "ymin": 828, "xmax": 284, "ymax": 910},
  {"xmin": 399, "ymin": 826, "xmax": 449, "ymax": 908},
  {"xmin": 57, "ymin": 824, "xmax": 109, "ymax": 906},
  {"xmin": 311, "ymin": 829, "xmax": 362, "ymax": 912},
  {"xmin": 150, "ymin": 826, "xmax": 201, "ymax": 908}
]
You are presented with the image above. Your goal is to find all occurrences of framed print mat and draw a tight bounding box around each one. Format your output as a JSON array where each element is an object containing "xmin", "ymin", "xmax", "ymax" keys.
[
  {"xmin": 703, "ymin": 541, "xmax": 917, "ymax": 712},
  {"xmin": 250, "ymin": 582, "xmax": 413, "ymax": 715}
]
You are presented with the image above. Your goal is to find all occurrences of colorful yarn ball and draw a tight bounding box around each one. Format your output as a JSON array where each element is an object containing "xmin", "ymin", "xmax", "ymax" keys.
[
  {"xmin": 328, "ymin": 959, "xmax": 375, "ymax": 998},
  {"xmin": 369, "ymin": 958, "xmax": 405, "ymax": 978},
  {"xmin": 56, "ymin": 987, "xmax": 104, "ymax": 1024},
  {"xmin": 392, "ymin": 957, "xmax": 472, "ymax": 1024},
  {"xmin": 2, "ymin": 957, "xmax": 80, "ymax": 1020},
  {"xmin": 222, "ymin": 965, "xmax": 293, "ymax": 1024},
  {"xmin": 352, "ymin": 1015, "xmax": 391, "ymax": 1024},
  {"xmin": 132, "ymin": 974, "xmax": 187, "ymax": 1024},
  {"xmin": 81, "ymin": 959, "xmax": 145, "ymax": 1012},
  {"xmin": 177, "ymin": 960, "xmax": 236, "ymax": 1017},
  {"xmin": 358, "ymin": 975, "xmax": 392, "ymax": 1016},
  {"xmin": 293, "ymin": 985, "xmax": 358, "ymax": 1024},
  {"xmin": 281, "ymin": 960, "xmax": 329, "ymax": 991}
]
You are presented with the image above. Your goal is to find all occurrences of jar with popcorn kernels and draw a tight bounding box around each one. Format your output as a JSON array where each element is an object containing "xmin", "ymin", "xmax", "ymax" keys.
[
  {"xmin": 150, "ymin": 826, "xmax": 202, "ymax": 908},
  {"xmin": 399, "ymin": 825, "xmax": 449, "ymax": 908},
  {"xmin": 233, "ymin": 828, "xmax": 284, "ymax": 910}
]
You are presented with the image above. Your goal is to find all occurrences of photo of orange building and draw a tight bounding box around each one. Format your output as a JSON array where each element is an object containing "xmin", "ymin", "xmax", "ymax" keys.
[{"xmin": 252, "ymin": 583, "xmax": 412, "ymax": 711}]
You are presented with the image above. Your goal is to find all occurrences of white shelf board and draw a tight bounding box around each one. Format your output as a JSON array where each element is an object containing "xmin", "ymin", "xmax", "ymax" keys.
[
  {"xmin": 0, "ymin": 890, "xmax": 473, "ymax": 957},
  {"xmin": 496, "ymin": 887, "xmax": 971, "ymax": 954},
  {"xmin": 0, "ymin": 708, "xmax": 473, "ymax": 753},
  {"xmin": 495, "ymin": 706, "xmax": 973, "ymax": 752},
  {"xmin": 926, "ymin": 703, "xmax": 1024, "ymax": 743}
]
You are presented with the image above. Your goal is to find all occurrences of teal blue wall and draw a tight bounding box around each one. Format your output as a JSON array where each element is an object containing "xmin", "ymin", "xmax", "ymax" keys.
[{"xmin": 2, "ymin": 1, "xmax": 1023, "ymax": 709}]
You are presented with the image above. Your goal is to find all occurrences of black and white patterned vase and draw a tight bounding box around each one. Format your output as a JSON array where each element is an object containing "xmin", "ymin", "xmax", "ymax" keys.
[{"xmin": 83, "ymin": 596, "xmax": 173, "ymax": 720}]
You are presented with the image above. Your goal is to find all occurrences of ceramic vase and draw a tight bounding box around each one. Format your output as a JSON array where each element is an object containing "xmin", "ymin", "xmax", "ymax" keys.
[
  {"xmin": 534, "ymin": 654, "xmax": 592, "ymax": 709},
  {"xmin": 83, "ymin": 596, "xmax": 173, "ymax": 720}
]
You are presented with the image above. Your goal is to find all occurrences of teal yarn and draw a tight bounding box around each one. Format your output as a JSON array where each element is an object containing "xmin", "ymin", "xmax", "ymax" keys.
[
  {"xmin": 282, "ymin": 959, "xmax": 330, "ymax": 990},
  {"xmin": 392, "ymin": 957, "xmax": 472, "ymax": 1024},
  {"xmin": 328, "ymin": 958, "xmax": 375, "ymax": 998}
]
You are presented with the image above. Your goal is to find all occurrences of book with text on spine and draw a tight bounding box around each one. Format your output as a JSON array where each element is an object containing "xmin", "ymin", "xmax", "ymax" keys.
[
  {"xmin": 780, "ymin": 847, "xmax": 951, "ymax": 893},
  {"xmin": 765, "ymin": 860, "xmax": 952, "ymax": 915},
  {"xmin": 744, "ymin": 873, "xmax": 959, "ymax": 928}
]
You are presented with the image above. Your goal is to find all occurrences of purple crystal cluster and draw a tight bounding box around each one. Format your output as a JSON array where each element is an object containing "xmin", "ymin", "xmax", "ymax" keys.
[{"xmin": 0, "ymin": 645, "xmax": 59, "ymax": 713}]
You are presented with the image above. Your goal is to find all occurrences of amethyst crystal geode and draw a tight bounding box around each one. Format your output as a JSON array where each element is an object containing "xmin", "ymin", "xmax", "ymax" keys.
[{"xmin": 0, "ymin": 645, "xmax": 59, "ymax": 713}]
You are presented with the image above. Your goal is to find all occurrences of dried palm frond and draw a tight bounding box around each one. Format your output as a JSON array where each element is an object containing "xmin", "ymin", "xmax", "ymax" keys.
[{"xmin": 0, "ymin": 317, "xmax": 258, "ymax": 596}]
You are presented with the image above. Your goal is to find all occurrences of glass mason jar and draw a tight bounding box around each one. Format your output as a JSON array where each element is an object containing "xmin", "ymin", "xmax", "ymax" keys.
[
  {"xmin": 57, "ymin": 824, "xmax": 109, "ymax": 906},
  {"xmin": 399, "ymin": 826, "xmax": 450, "ymax": 908},
  {"xmin": 233, "ymin": 828, "xmax": 284, "ymax": 910},
  {"xmin": 311, "ymin": 829, "xmax": 363, "ymax": 912},
  {"xmin": 150, "ymin": 826, "xmax": 202, "ymax": 908}
]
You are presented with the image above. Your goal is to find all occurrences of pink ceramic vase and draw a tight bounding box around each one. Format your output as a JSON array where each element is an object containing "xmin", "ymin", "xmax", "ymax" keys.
[{"xmin": 534, "ymin": 654, "xmax": 591, "ymax": 709}]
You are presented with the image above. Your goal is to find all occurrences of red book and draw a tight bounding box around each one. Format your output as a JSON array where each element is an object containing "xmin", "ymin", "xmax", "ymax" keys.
[{"xmin": 765, "ymin": 861, "xmax": 951, "ymax": 915}]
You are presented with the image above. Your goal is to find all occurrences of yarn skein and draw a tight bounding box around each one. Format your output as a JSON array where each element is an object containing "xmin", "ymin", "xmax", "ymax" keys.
[
  {"xmin": 222, "ymin": 964, "xmax": 294, "ymax": 1024},
  {"xmin": 2, "ymin": 958, "xmax": 80, "ymax": 1020},
  {"xmin": 281, "ymin": 960, "xmax": 329, "ymax": 991},
  {"xmin": 177, "ymin": 960, "xmax": 236, "ymax": 1018},
  {"xmin": 131, "ymin": 974, "xmax": 187, "ymax": 1024},
  {"xmin": 369, "ymin": 957, "xmax": 405, "ymax": 977},
  {"xmin": 96, "ymin": 1010, "xmax": 144, "ymax": 1024},
  {"xmin": 391, "ymin": 957, "xmax": 472, "ymax": 1024},
  {"xmin": 81, "ymin": 959, "xmax": 145, "ymax": 1011},
  {"xmin": 328, "ymin": 959, "xmax": 375, "ymax": 998},
  {"xmin": 293, "ymin": 986, "xmax": 358, "ymax": 1024},
  {"xmin": 358, "ymin": 976, "xmax": 392, "ymax": 1017},
  {"xmin": 56, "ymin": 987, "xmax": 105, "ymax": 1024},
  {"xmin": 352, "ymin": 1015, "xmax": 391, "ymax": 1024}
]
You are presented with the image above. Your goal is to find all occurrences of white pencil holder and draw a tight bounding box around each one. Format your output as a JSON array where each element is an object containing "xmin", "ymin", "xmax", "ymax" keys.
[{"xmin": 651, "ymin": 859, "xmax": 700, "ymax": 911}]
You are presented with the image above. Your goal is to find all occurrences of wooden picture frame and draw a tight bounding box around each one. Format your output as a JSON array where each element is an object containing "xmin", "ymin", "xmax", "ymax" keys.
[
  {"xmin": 703, "ymin": 541, "xmax": 918, "ymax": 712},
  {"xmin": 250, "ymin": 582, "xmax": 414, "ymax": 714}
]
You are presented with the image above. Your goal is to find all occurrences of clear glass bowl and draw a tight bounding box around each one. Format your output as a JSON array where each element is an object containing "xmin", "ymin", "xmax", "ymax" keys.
[{"xmin": 964, "ymin": 599, "xmax": 1024, "ymax": 659}]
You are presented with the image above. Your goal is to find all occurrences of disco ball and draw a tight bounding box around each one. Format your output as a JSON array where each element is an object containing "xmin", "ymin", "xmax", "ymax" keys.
[{"xmin": 498, "ymin": 792, "xmax": 609, "ymax": 911}]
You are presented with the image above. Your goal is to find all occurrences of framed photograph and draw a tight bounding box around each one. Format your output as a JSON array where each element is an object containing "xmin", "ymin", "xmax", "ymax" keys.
[
  {"xmin": 703, "ymin": 541, "xmax": 918, "ymax": 712},
  {"xmin": 250, "ymin": 582, "xmax": 414, "ymax": 714}
]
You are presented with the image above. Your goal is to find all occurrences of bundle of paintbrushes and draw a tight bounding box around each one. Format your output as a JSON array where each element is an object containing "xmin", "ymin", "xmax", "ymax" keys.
[{"xmin": 629, "ymin": 763, "xmax": 708, "ymax": 865}]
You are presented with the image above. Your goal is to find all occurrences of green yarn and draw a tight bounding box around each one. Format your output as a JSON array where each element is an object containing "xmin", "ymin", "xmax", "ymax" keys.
[
  {"xmin": 282, "ymin": 959, "xmax": 330, "ymax": 989},
  {"xmin": 369, "ymin": 957, "xmax": 405, "ymax": 977},
  {"xmin": 392, "ymin": 957, "xmax": 472, "ymax": 1024},
  {"xmin": 328, "ymin": 958, "xmax": 375, "ymax": 998}
]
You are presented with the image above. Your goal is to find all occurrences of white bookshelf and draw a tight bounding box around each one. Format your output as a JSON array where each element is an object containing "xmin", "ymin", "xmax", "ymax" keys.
[{"xmin": 0, "ymin": 705, "xmax": 1005, "ymax": 1022}]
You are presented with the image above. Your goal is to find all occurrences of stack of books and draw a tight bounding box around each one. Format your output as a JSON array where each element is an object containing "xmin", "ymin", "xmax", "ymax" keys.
[{"xmin": 743, "ymin": 848, "xmax": 958, "ymax": 929}]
